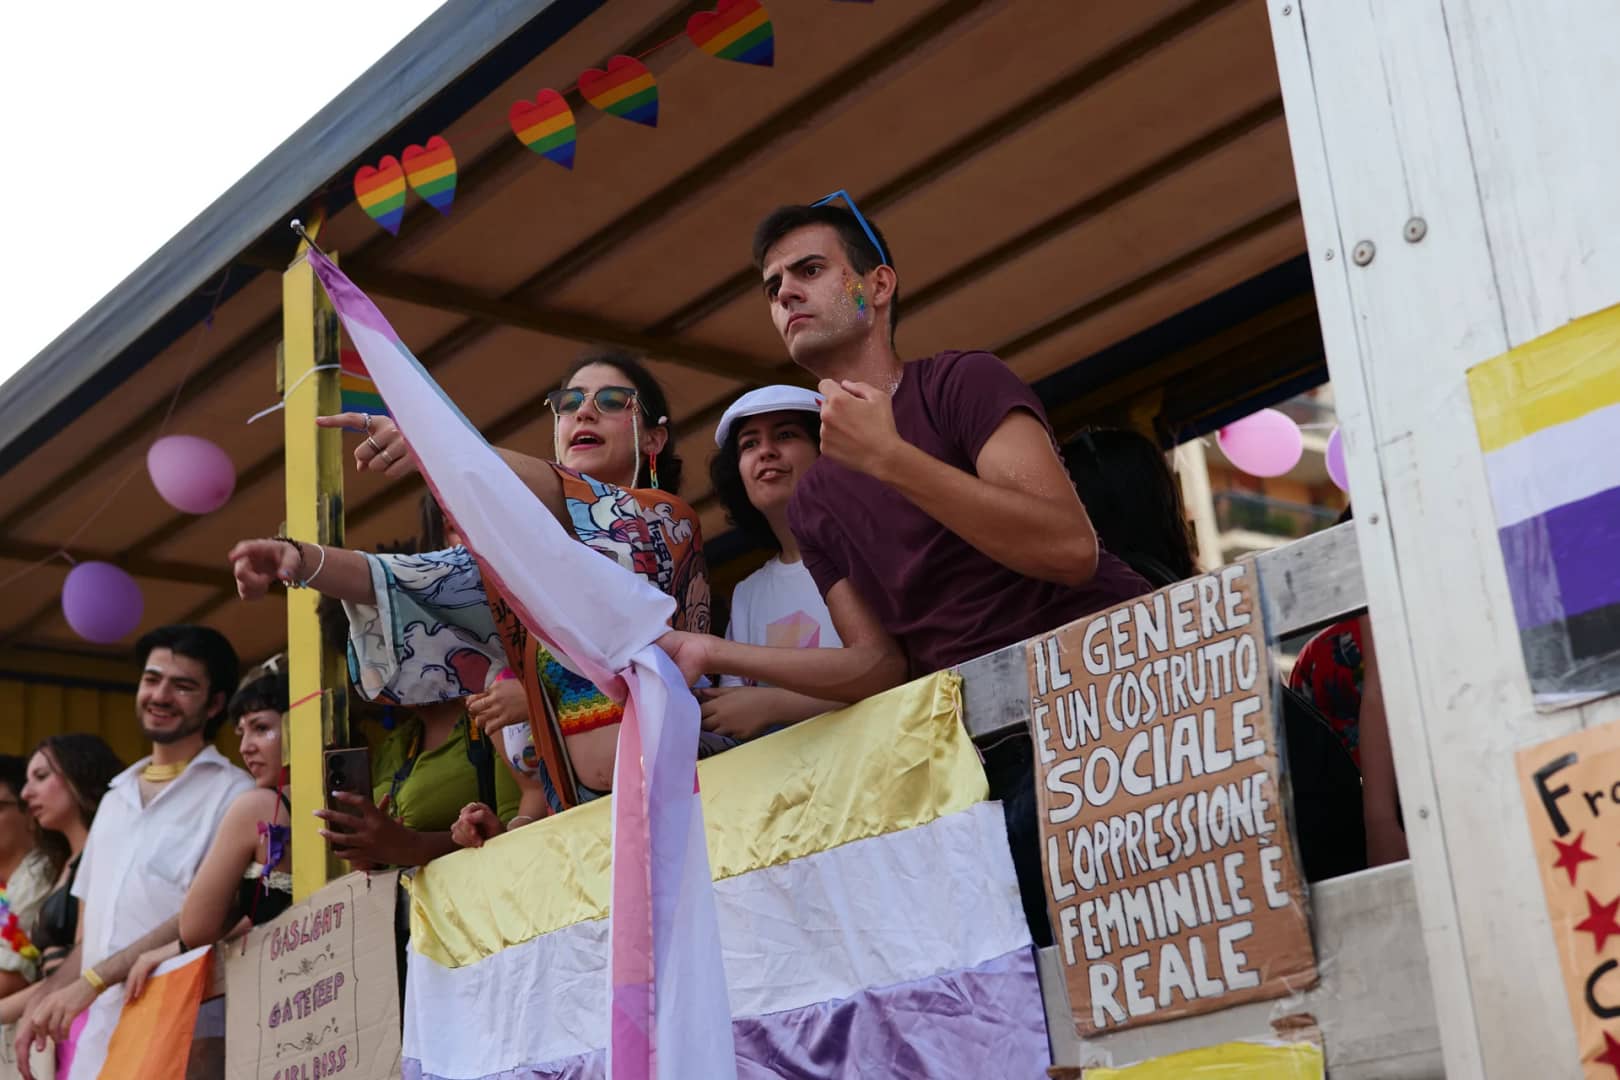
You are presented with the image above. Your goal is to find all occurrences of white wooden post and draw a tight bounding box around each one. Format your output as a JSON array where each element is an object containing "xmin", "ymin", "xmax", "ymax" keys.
[{"xmin": 1269, "ymin": 2, "xmax": 1620, "ymax": 1075}]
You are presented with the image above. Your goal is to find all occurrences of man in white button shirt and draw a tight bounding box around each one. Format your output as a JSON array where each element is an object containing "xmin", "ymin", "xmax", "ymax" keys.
[{"xmin": 14, "ymin": 624, "xmax": 253, "ymax": 1079}]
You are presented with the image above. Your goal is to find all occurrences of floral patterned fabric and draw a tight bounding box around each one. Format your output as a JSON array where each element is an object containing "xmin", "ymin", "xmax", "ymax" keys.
[
  {"xmin": 344, "ymin": 462, "xmax": 708, "ymax": 811},
  {"xmin": 1288, "ymin": 617, "xmax": 1364, "ymax": 768},
  {"xmin": 0, "ymin": 882, "xmax": 42, "ymax": 982}
]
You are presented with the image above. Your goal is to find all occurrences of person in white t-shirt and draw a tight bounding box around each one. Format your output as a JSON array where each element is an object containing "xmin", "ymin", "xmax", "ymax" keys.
[
  {"xmin": 700, "ymin": 386, "xmax": 846, "ymax": 740},
  {"xmin": 14, "ymin": 625, "xmax": 253, "ymax": 1080}
]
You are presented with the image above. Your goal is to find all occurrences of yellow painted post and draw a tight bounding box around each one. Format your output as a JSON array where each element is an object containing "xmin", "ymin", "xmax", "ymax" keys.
[{"xmin": 282, "ymin": 251, "xmax": 348, "ymax": 900}]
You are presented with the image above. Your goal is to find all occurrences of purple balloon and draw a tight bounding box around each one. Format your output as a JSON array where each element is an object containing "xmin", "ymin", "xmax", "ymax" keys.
[
  {"xmin": 1217, "ymin": 408, "xmax": 1304, "ymax": 478},
  {"xmin": 61, "ymin": 562, "xmax": 144, "ymax": 644},
  {"xmin": 1326, "ymin": 427, "xmax": 1349, "ymax": 492},
  {"xmin": 147, "ymin": 434, "xmax": 236, "ymax": 515}
]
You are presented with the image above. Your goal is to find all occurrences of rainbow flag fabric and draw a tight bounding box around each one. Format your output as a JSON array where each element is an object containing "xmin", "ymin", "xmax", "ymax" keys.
[
  {"xmin": 400, "ymin": 672, "xmax": 1051, "ymax": 1079},
  {"xmin": 1469, "ymin": 303, "xmax": 1620, "ymax": 706},
  {"xmin": 99, "ymin": 946, "xmax": 212, "ymax": 1080},
  {"xmin": 307, "ymin": 246, "xmax": 731, "ymax": 1080},
  {"xmin": 340, "ymin": 348, "xmax": 387, "ymax": 417}
]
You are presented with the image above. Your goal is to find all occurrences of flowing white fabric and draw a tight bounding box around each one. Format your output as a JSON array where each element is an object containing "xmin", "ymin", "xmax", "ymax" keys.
[{"xmin": 307, "ymin": 248, "xmax": 735, "ymax": 1080}]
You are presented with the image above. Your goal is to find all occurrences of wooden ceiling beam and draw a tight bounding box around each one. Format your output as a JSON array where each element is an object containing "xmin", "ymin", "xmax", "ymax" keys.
[
  {"xmin": 511, "ymin": 0, "xmax": 998, "ymax": 301},
  {"xmin": 992, "ymin": 201, "xmax": 1302, "ymax": 361},
  {"xmin": 348, "ymin": 266, "xmax": 778, "ymax": 384},
  {"xmin": 645, "ymin": 0, "xmax": 1246, "ymax": 338},
  {"xmin": 0, "ymin": 541, "xmax": 224, "ymax": 589}
]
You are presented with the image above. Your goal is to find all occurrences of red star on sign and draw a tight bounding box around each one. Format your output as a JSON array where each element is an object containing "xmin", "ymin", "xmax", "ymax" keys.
[
  {"xmin": 1578, "ymin": 892, "xmax": 1620, "ymax": 953},
  {"xmin": 1596, "ymin": 1031, "xmax": 1620, "ymax": 1077},
  {"xmin": 1553, "ymin": 831, "xmax": 1600, "ymax": 886}
]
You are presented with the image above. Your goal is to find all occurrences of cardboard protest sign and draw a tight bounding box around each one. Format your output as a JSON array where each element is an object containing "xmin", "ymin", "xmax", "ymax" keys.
[
  {"xmin": 1029, "ymin": 560, "xmax": 1316, "ymax": 1036},
  {"xmin": 1518, "ymin": 719, "xmax": 1620, "ymax": 1077},
  {"xmin": 225, "ymin": 870, "xmax": 401, "ymax": 1080}
]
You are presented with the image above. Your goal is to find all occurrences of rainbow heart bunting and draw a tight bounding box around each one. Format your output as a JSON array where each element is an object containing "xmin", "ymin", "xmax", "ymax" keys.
[
  {"xmin": 509, "ymin": 90, "xmax": 577, "ymax": 168},
  {"xmin": 578, "ymin": 56, "xmax": 659, "ymax": 127},
  {"xmin": 354, "ymin": 156, "xmax": 407, "ymax": 235},
  {"xmin": 402, "ymin": 136, "xmax": 458, "ymax": 215},
  {"xmin": 687, "ymin": 0, "xmax": 775, "ymax": 66}
]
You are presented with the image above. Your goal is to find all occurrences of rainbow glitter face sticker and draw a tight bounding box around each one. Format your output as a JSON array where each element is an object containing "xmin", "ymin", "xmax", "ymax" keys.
[{"xmin": 845, "ymin": 276, "xmax": 868, "ymax": 320}]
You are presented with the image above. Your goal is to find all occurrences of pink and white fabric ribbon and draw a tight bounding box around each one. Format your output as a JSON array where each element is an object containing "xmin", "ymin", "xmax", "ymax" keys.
[{"xmin": 307, "ymin": 247, "xmax": 736, "ymax": 1080}]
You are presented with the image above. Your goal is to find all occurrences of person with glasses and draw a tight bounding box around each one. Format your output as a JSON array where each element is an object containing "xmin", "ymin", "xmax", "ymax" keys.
[
  {"xmin": 228, "ymin": 351, "xmax": 710, "ymax": 822},
  {"xmin": 660, "ymin": 196, "xmax": 1149, "ymax": 703}
]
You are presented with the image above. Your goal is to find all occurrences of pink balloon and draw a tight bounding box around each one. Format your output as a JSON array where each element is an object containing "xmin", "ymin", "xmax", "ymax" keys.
[
  {"xmin": 147, "ymin": 435, "xmax": 236, "ymax": 514},
  {"xmin": 61, "ymin": 562, "xmax": 144, "ymax": 644},
  {"xmin": 1326, "ymin": 427, "xmax": 1349, "ymax": 492},
  {"xmin": 1217, "ymin": 408, "xmax": 1303, "ymax": 478}
]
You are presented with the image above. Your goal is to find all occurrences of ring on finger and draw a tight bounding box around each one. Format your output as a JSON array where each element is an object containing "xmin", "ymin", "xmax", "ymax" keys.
[
  {"xmin": 365, "ymin": 435, "xmax": 384, "ymax": 455},
  {"xmin": 364, "ymin": 414, "xmax": 374, "ymax": 434},
  {"xmin": 379, "ymin": 447, "xmax": 396, "ymax": 466}
]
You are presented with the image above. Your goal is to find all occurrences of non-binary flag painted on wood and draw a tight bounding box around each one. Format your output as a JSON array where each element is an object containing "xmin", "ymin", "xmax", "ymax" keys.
[{"xmin": 1469, "ymin": 303, "xmax": 1620, "ymax": 707}]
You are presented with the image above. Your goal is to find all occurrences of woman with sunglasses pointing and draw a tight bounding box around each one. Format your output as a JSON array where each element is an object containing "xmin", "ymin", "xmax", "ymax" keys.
[{"xmin": 227, "ymin": 352, "xmax": 710, "ymax": 845}]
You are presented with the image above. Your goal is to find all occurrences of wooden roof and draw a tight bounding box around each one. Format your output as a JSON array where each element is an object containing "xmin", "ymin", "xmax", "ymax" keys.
[{"xmin": 0, "ymin": 0, "xmax": 1316, "ymax": 676}]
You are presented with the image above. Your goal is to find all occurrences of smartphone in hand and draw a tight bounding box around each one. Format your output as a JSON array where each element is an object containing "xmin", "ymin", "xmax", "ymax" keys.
[{"xmin": 323, "ymin": 747, "xmax": 372, "ymax": 832}]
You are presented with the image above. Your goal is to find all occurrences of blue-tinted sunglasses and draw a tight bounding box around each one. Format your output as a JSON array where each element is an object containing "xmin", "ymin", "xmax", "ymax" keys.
[{"xmin": 811, "ymin": 189, "xmax": 890, "ymax": 268}]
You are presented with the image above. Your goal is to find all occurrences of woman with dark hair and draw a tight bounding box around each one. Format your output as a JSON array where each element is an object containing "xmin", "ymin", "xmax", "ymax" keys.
[
  {"xmin": 124, "ymin": 665, "xmax": 301, "ymax": 997},
  {"xmin": 229, "ymin": 351, "xmax": 709, "ymax": 856},
  {"xmin": 699, "ymin": 386, "xmax": 846, "ymax": 741},
  {"xmin": 1063, "ymin": 428, "xmax": 1198, "ymax": 587},
  {"xmin": 0, "ymin": 735, "xmax": 123, "ymax": 1024}
]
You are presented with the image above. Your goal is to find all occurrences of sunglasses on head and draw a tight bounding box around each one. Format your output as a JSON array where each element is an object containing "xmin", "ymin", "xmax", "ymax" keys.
[
  {"xmin": 810, "ymin": 189, "xmax": 889, "ymax": 268},
  {"xmin": 545, "ymin": 385, "xmax": 641, "ymax": 416}
]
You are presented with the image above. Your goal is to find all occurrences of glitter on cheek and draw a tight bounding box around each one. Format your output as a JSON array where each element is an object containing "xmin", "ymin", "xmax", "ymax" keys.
[{"xmin": 843, "ymin": 276, "xmax": 868, "ymax": 321}]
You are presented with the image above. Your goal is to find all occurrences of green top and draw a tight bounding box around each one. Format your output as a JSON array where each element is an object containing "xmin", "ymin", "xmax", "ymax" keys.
[{"xmin": 370, "ymin": 712, "xmax": 520, "ymax": 832}]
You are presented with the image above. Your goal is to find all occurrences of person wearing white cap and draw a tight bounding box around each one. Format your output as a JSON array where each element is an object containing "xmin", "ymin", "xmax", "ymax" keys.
[{"xmin": 698, "ymin": 387, "xmax": 846, "ymax": 741}]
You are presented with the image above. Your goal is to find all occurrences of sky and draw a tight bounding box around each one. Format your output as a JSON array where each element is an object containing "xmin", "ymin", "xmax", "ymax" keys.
[{"xmin": 0, "ymin": 0, "xmax": 448, "ymax": 387}]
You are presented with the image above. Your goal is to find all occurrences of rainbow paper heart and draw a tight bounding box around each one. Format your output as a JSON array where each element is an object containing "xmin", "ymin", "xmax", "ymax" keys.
[
  {"xmin": 509, "ymin": 90, "xmax": 577, "ymax": 168},
  {"xmin": 402, "ymin": 136, "xmax": 458, "ymax": 215},
  {"xmin": 687, "ymin": 0, "xmax": 774, "ymax": 66},
  {"xmin": 578, "ymin": 56, "xmax": 659, "ymax": 127},
  {"xmin": 354, "ymin": 156, "xmax": 406, "ymax": 235}
]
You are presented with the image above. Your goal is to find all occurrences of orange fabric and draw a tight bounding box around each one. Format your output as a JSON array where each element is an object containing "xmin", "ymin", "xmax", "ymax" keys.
[{"xmin": 99, "ymin": 949, "xmax": 211, "ymax": 1079}]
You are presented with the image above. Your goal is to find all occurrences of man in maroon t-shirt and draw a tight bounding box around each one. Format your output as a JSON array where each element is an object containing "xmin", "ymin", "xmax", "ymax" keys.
[{"xmin": 661, "ymin": 201, "xmax": 1149, "ymax": 698}]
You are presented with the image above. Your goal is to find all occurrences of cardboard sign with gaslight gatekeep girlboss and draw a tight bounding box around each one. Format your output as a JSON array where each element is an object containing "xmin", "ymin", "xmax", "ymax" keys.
[{"xmin": 1028, "ymin": 559, "xmax": 1317, "ymax": 1037}]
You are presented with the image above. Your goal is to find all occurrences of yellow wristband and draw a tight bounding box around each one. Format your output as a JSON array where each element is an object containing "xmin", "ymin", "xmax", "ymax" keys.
[{"xmin": 82, "ymin": 968, "xmax": 106, "ymax": 994}]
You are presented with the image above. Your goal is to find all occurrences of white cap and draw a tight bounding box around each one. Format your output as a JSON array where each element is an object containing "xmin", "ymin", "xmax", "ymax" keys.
[{"xmin": 714, "ymin": 385, "xmax": 825, "ymax": 448}]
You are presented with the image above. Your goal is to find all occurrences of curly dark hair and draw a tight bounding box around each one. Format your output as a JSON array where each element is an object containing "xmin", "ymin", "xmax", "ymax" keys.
[
  {"xmin": 709, "ymin": 409, "xmax": 820, "ymax": 553},
  {"xmin": 560, "ymin": 352, "xmax": 683, "ymax": 494},
  {"xmin": 30, "ymin": 734, "xmax": 125, "ymax": 877}
]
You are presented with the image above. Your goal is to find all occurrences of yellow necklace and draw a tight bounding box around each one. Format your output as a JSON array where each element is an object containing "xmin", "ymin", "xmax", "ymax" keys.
[{"xmin": 141, "ymin": 755, "xmax": 196, "ymax": 783}]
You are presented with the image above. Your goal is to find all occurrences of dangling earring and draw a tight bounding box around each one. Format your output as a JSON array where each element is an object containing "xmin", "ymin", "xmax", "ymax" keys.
[{"xmin": 649, "ymin": 449, "xmax": 660, "ymax": 490}]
